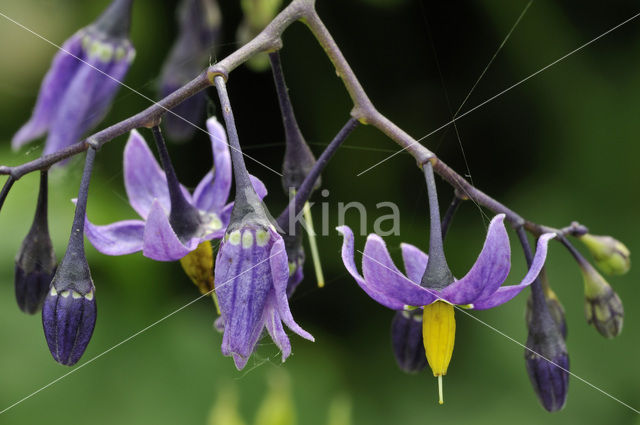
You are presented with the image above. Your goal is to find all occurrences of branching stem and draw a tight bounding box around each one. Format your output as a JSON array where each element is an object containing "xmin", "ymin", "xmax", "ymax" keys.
[{"xmin": 0, "ymin": 0, "xmax": 586, "ymax": 251}]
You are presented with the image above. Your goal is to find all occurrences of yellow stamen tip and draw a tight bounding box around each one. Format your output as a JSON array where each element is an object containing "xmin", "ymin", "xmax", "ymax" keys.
[
  {"xmin": 438, "ymin": 375, "xmax": 444, "ymax": 405},
  {"xmin": 302, "ymin": 201, "xmax": 325, "ymax": 288}
]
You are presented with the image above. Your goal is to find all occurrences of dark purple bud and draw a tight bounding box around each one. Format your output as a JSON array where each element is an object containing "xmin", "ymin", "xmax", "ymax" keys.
[
  {"xmin": 525, "ymin": 281, "xmax": 569, "ymax": 412},
  {"xmin": 391, "ymin": 310, "xmax": 427, "ymax": 373},
  {"xmin": 526, "ymin": 270, "xmax": 567, "ymax": 339},
  {"xmin": 159, "ymin": 0, "xmax": 221, "ymax": 141},
  {"xmin": 91, "ymin": 0, "xmax": 134, "ymax": 38},
  {"xmin": 42, "ymin": 148, "xmax": 98, "ymax": 366},
  {"xmin": 525, "ymin": 334, "xmax": 569, "ymax": 412},
  {"xmin": 15, "ymin": 171, "xmax": 57, "ymax": 314},
  {"xmin": 42, "ymin": 283, "xmax": 96, "ymax": 366}
]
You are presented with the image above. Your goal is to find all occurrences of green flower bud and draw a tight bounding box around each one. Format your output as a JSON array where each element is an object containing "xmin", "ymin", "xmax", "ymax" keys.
[
  {"xmin": 581, "ymin": 263, "xmax": 623, "ymax": 338},
  {"xmin": 237, "ymin": 0, "xmax": 283, "ymax": 72},
  {"xmin": 579, "ymin": 234, "xmax": 630, "ymax": 275}
]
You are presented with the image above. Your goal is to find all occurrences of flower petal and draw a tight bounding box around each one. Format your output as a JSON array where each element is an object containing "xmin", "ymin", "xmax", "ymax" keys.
[
  {"xmin": 439, "ymin": 214, "xmax": 510, "ymax": 305},
  {"xmin": 215, "ymin": 229, "xmax": 273, "ymax": 369},
  {"xmin": 336, "ymin": 226, "xmax": 406, "ymax": 310},
  {"xmin": 472, "ymin": 233, "xmax": 556, "ymax": 309},
  {"xmin": 83, "ymin": 49, "xmax": 134, "ymax": 131},
  {"xmin": 124, "ymin": 130, "xmax": 171, "ymax": 218},
  {"xmin": 12, "ymin": 32, "xmax": 85, "ymax": 150},
  {"xmin": 42, "ymin": 54, "xmax": 109, "ymax": 156},
  {"xmin": 270, "ymin": 234, "xmax": 314, "ymax": 341},
  {"xmin": 85, "ymin": 218, "xmax": 145, "ymax": 256},
  {"xmin": 400, "ymin": 242, "xmax": 428, "ymax": 283},
  {"xmin": 363, "ymin": 233, "xmax": 436, "ymax": 307},
  {"xmin": 193, "ymin": 117, "xmax": 232, "ymax": 212},
  {"xmin": 264, "ymin": 293, "xmax": 292, "ymax": 362},
  {"xmin": 142, "ymin": 201, "xmax": 200, "ymax": 261}
]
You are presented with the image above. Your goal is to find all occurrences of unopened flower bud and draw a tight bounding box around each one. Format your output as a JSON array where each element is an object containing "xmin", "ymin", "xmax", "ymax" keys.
[
  {"xmin": 525, "ymin": 278, "xmax": 569, "ymax": 412},
  {"xmin": 42, "ymin": 148, "xmax": 98, "ymax": 366},
  {"xmin": 526, "ymin": 270, "xmax": 567, "ymax": 339},
  {"xmin": 42, "ymin": 283, "xmax": 96, "ymax": 366},
  {"xmin": 42, "ymin": 253, "xmax": 97, "ymax": 366},
  {"xmin": 159, "ymin": 0, "xmax": 221, "ymax": 141},
  {"xmin": 390, "ymin": 310, "xmax": 427, "ymax": 373},
  {"xmin": 582, "ymin": 263, "xmax": 623, "ymax": 338},
  {"xmin": 524, "ymin": 321, "xmax": 569, "ymax": 412},
  {"xmin": 15, "ymin": 171, "xmax": 57, "ymax": 314},
  {"xmin": 579, "ymin": 234, "xmax": 630, "ymax": 275}
]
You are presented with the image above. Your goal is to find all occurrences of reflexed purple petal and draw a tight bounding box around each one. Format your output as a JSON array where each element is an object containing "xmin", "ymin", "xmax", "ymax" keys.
[
  {"xmin": 439, "ymin": 214, "xmax": 510, "ymax": 305},
  {"xmin": 193, "ymin": 117, "xmax": 232, "ymax": 212},
  {"xmin": 12, "ymin": 32, "xmax": 85, "ymax": 149},
  {"xmin": 84, "ymin": 217, "xmax": 145, "ymax": 256},
  {"xmin": 400, "ymin": 243, "xmax": 428, "ymax": 283},
  {"xmin": 123, "ymin": 130, "xmax": 193, "ymax": 218},
  {"xmin": 472, "ymin": 233, "xmax": 555, "ymax": 309},
  {"xmin": 43, "ymin": 54, "xmax": 108, "ymax": 155},
  {"xmin": 124, "ymin": 131, "xmax": 171, "ymax": 218},
  {"xmin": 216, "ymin": 228, "xmax": 273, "ymax": 369},
  {"xmin": 269, "ymin": 234, "xmax": 313, "ymax": 341},
  {"xmin": 84, "ymin": 44, "xmax": 135, "ymax": 130},
  {"xmin": 337, "ymin": 226, "xmax": 406, "ymax": 310},
  {"xmin": 264, "ymin": 293, "xmax": 292, "ymax": 362},
  {"xmin": 363, "ymin": 234, "xmax": 436, "ymax": 307},
  {"xmin": 249, "ymin": 175, "xmax": 268, "ymax": 200},
  {"xmin": 142, "ymin": 201, "xmax": 200, "ymax": 261}
]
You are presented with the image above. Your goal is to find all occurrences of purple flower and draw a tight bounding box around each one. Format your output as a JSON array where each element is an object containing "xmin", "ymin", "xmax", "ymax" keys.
[
  {"xmin": 338, "ymin": 213, "xmax": 554, "ymax": 403},
  {"xmin": 12, "ymin": 0, "xmax": 135, "ymax": 156},
  {"xmin": 215, "ymin": 222, "xmax": 314, "ymax": 370},
  {"xmin": 82, "ymin": 117, "xmax": 265, "ymax": 261},
  {"xmin": 338, "ymin": 215, "xmax": 555, "ymax": 311}
]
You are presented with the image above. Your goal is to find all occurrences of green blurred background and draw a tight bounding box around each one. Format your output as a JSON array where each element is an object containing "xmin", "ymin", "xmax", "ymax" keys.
[{"xmin": 0, "ymin": 0, "xmax": 638, "ymax": 424}]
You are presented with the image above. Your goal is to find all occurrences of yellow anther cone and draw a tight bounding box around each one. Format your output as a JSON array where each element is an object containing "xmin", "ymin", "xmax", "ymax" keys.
[
  {"xmin": 179, "ymin": 241, "xmax": 220, "ymax": 313},
  {"xmin": 423, "ymin": 301, "xmax": 456, "ymax": 404}
]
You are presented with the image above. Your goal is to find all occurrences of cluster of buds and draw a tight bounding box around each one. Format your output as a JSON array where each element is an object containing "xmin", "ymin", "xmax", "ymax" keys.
[
  {"xmin": 522, "ymin": 228, "xmax": 630, "ymax": 412},
  {"xmin": 577, "ymin": 233, "xmax": 628, "ymax": 338}
]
